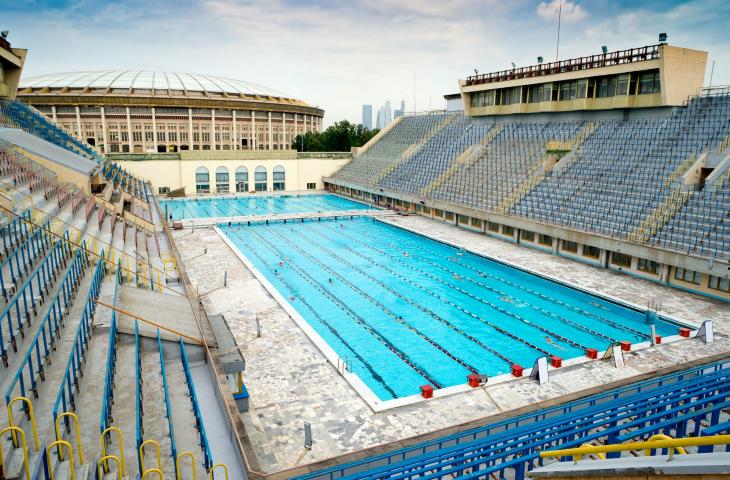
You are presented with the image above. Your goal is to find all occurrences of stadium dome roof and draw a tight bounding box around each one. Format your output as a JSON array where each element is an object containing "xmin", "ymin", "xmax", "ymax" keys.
[{"xmin": 19, "ymin": 70, "xmax": 300, "ymax": 102}]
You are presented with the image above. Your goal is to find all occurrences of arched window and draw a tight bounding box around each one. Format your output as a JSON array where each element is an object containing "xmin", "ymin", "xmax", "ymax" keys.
[
  {"xmin": 215, "ymin": 166, "xmax": 229, "ymax": 193},
  {"xmin": 195, "ymin": 167, "xmax": 209, "ymax": 194},
  {"xmin": 235, "ymin": 166, "xmax": 249, "ymax": 193},
  {"xmin": 273, "ymin": 165, "xmax": 285, "ymax": 191},
  {"xmin": 254, "ymin": 166, "xmax": 267, "ymax": 192}
]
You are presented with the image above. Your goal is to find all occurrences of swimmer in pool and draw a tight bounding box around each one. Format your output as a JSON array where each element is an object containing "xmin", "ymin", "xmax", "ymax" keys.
[
  {"xmin": 501, "ymin": 296, "xmax": 512, "ymax": 303},
  {"xmin": 545, "ymin": 336, "xmax": 566, "ymax": 350},
  {"xmin": 453, "ymin": 273, "xmax": 461, "ymax": 280},
  {"xmin": 403, "ymin": 252, "xmax": 410, "ymax": 257}
]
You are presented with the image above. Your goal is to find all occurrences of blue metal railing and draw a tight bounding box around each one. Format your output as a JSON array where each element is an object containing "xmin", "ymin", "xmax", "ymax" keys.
[
  {"xmin": 4, "ymin": 241, "xmax": 82, "ymax": 405},
  {"xmin": 99, "ymin": 259, "xmax": 122, "ymax": 434},
  {"xmin": 51, "ymin": 249, "xmax": 104, "ymax": 427},
  {"xmin": 158, "ymin": 330, "xmax": 177, "ymax": 477},
  {"xmin": 296, "ymin": 358, "xmax": 730, "ymax": 480},
  {"xmin": 0, "ymin": 209, "xmax": 31, "ymax": 258},
  {"xmin": 0, "ymin": 231, "xmax": 71, "ymax": 366},
  {"xmin": 180, "ymin": 339, "xmax": 213, "ymax": 471},
  {"xmin": 135, "ymin": 319, "xmax": 143, "ymax": 474},
  {"xmin": 0, "ymin": 219, "xmax": 49, "ymax": 300}
]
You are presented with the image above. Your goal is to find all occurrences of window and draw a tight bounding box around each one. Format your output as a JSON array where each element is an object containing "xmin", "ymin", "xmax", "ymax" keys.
[
  {"xmin": 583, "ymin": 245, "xmax": 600, "ymax": 259},
  {"xmin": 708, "ymin": 276, "xmax": 730, "ymax": 293},
  {"xmin": 521, "ymin": 230, "xmax": 535, "ymax": 242},
  {"xmin": 561, "ymin": 240, "xmax": 578, "ymax": 253},
  {"xmin": 611, "ymin": 252, "xmax": 632, "ymax": 268},
  {"xmin": 528, "ymin": 83, "xmax": 552, "ymax": 103},
  {"xmin": 638, "ymin": 258, "xmax": 658, "ymax": 274},
  {"xmin": 433, "ymin": 209, "xmax": 444, "ymax": 218},
  {"xmin": 133, "ymin": 131, "xmax": 142, "ymax": 142},
  {"xmin": 272, "ymin": 165, "xmax": 285, "ymax": 191},
  {"xmin": 254, "ymin": 166, "xmax": 267, "ymax": 191},
  {"xmin": 195, "ymin": 166, "xmax": 209, "ymax": 194},
  {"xmin": 674, "ymin": 267, "xmax": 701, "ymax": 285},
  {"xmin": 616, "ymin": 74, "xmax": 630, "ymax": 96},
  {"xmin": 235, "ymin": 167, "xmax": 249, "ymax": 192},
  {"xmin": 158, "ymin": 186, "xmax": 170, "ymax": 194},
  {"xmin": 445, "ymin": 211, "xmax": 454, "ymax": 221},
  {"xmin": 306, "ymin": 182, "xmax": 316, "ymax": 190},
  {"xmin": 470, "ymin": 91, "xmax": 495, "ymax": 108},
  {"xmin": 538, "ymin": 234, "xmax": 553, "ymax": 246},
  {"xmin": 470, "ymin": 217, "xmax": 481, "ymax": 228},
  {"xmin": 458, "ymin": 214, "xmax": 469, "ymax": 225},
  {"xmin": 215, "ymin": 167, "xmax": 229, "ymax": 193},
  {"xmin": 502, "ymin": 225, "xmax": 514, "ymax": 236},
  {"xmin": 488, "ymin": 221, "xmax": 499, "ymax": 232},
  {"xmin": 639, "ymin": 70, "xmax": 661, "ymax": 94}
]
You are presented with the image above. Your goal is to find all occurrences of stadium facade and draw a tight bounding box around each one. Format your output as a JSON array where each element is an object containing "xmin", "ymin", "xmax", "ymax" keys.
[{"xmin": 17, "ymin": 70, "xmax": 324, "ymax": 154}]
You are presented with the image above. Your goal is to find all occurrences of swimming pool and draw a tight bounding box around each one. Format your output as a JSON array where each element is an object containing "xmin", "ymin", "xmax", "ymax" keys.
[
  {"xmin": 222, "ymin": 217, "xmax": 681, "ymax": 401},
  {"xmin": 160, "ymin": 194, "xmax": 370, "ymax": 220}
]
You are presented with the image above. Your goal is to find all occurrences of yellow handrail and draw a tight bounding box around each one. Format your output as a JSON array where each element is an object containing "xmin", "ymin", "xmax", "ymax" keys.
[
  {"xmin": 142, "ymin": 468, "xmax": 164, "ymax": 480},
  {"xmin": 54, "ymin": 412, "xmax": 85, "ymax": 464},
  {"xmin": 100, "ymin": 426, "xmax": 127, "ymax": 475},
  {"xmin": 209, "ymin": 463, "xmax": 229, "ymax": 480},
  {"xmin": 7, "ymin": 396, "xmax": 40, "ymax": 449},
  {"xmin": 140, "ymin": 439, "xmax": 162, "ymax": 474},
  {"xmin": 540, "ymin": 434, "xmax": 730, "ymax": 462},
  {"xmin": 97, "ymin": 455, "xmax": 123, "ymax": 480},
  {"xmin": 176, "ymin": 451, "xmax": 197, "ymax": 480},
  {"xmin": 47, "ymin": 440, "xmax": 74, "ymax": 480},
  {"xmin": 643, "ymin": 434, "xmax": 687, "ymax": 456},
  {"xmin": 0, "ymin": 426, "xmax": 31, "ymax": 480}
]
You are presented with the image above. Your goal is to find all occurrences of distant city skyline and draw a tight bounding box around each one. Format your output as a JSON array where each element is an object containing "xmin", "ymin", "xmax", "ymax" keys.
[
  {"xmin": 361, "ymin": 104, "xmax": 372, "ymax": 129},
  {"xmin": 4, "ymin": 1, "xmax": 729, "ymax": 127}
]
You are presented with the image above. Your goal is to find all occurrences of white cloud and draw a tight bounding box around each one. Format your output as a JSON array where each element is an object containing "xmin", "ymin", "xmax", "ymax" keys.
[{"xmin": 537, "ymin": 0, "xmax": 586, "ymax": 23}]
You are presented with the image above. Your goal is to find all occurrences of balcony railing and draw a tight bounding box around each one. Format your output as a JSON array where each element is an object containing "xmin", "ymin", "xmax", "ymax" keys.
[{"xmin": 466, "ymin": 44, "xmax": 662, "ymax": 87}]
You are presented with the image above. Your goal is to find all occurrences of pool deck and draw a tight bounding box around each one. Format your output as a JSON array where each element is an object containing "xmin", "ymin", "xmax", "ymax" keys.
[{"xmin": 172, "ymin": 213, "xmax": 730, "ymax": 478}]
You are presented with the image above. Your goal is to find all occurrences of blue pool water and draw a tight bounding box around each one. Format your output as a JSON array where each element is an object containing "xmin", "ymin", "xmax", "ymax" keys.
[
  {"xmin": 222, "ymin": 218, "xmax": 681, "ymax": 401},
  {"xmin": 160, "ymin": 194, "xmax": 369, "ymax": 219}
]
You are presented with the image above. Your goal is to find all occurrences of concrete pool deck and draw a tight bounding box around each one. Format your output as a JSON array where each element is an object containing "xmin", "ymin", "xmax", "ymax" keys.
[{"xmin": 172, "ymin": 213, "xmax": 730, "ymax": 478}]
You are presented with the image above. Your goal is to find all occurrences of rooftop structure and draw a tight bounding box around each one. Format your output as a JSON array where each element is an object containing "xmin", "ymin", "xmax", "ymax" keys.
[{"xmin": 460, "ymin": 44, "xmax": 707, "ymax": 116}]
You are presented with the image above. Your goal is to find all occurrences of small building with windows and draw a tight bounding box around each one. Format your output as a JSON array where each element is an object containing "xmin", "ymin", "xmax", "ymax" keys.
[
  {"xmin": 461, "ymin": 43, "xmax": 707, "ymax": 117},
  {"xmin": 109, "ymin": 150, "xmax": 351, "ymax": 194}
]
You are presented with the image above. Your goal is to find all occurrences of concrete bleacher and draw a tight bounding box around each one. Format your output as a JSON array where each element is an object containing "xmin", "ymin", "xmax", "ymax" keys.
[
  {"xmin": 331, "ymin": 92, "xmax": 730, "ymax": 260},
  {"xmin": 0, "ymin": 102, "xmax": 229, "ymax": 479}
]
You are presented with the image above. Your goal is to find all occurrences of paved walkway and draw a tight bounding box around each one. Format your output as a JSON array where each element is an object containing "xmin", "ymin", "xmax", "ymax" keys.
[{"xmin": 172, "ymin": 215, "xmax": 730, "ymax": 476}]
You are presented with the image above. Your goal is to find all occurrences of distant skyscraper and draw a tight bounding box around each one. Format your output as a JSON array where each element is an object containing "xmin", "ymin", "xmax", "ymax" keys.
[
  {"xmin": 384, "ymin": 101, "xmax": 392, "ymax": 126},
  {"xmin": 393, "ymin": 99, "xmax": 407, "ymax": 119},
  {"xmin": 361, "ymin": 104, "xmax": 372, "ymax": 129},
  {"xmin": 376, "ymin": 106, "xmax": 386, "ymax": 129}
]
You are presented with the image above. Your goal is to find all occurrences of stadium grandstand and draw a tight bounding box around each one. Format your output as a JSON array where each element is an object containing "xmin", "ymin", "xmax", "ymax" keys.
[
  {"xmin": 0, "ymin": 35, "xmax": 246, "ymax": 479},
  {"xmin": 0, "ymin": 23, "xmax": 729, "ymax": 480}
]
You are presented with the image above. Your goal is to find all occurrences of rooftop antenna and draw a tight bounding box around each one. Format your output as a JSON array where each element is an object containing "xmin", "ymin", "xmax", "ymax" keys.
[
  {"xmin": 511, "ymin": 62, "xmax": 516, "ymax": 70},
  {"xmin": 709, "ymin": 59, "xmax": 716, "ymax": 87},
  {"xmin": 555, "ymin": 0, "xmax": 562, "ymax": 61},
  {"xmin": 413, "ymin": 73, "xmax": 416, "ymax": 113},
  {"xmin": 0, "ymin": 31, "xmax": 8, "ymax": 39}
]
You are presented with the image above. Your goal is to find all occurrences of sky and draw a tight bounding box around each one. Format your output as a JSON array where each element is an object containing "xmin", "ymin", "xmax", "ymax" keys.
[{"xmin": 3, "ymin": 0, "xmax": 730, "ymax": 127}]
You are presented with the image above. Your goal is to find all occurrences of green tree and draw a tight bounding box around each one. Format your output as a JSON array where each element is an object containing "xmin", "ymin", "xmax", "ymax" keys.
[{"xmin": 292, "ymin": 120, "xmax": 379, "ymax": 152}]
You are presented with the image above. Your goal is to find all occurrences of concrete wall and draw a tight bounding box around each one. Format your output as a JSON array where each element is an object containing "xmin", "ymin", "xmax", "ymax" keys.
[
  {"xmin": 118, "ymin": 156, "xmax": 349, "ymax": 194},
  {"xmin": 661, "ymin": 45, "xmax": 708, "ymax": 105}
]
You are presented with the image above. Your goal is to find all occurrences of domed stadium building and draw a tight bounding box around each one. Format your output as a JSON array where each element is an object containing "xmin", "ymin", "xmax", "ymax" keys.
[{"xmin": 16, "ymin": 70, "xmax": 324, "ymax": 154}]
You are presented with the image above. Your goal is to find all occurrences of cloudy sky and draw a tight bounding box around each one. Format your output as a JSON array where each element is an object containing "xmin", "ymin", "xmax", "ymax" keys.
[{"xmin": 3, "ymin": 0, "xmax": 729, "ymax": 126}]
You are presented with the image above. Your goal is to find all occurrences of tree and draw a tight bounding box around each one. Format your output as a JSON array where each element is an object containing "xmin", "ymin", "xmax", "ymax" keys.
[{"xmin": 292, "ymin": 120, "xmax": 379, "ymax": 152}]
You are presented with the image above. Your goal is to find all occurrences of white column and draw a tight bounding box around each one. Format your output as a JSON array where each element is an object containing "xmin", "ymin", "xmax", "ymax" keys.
[
  {"xmin": 251, "ymin": 111, "xmax": 256, "ymax": 150},
  {"xmin": 232, "ymin": 110, "xmax": 238, "ymax": 150},
  {"xmin": 152, "ymin": 107, "xmax": 158, "ymax": 148},
  {"xmin": 75, "ymin": 106, "xmax": 82, "ymax": 140},
  {"xmin": 294, "ymin": 113, "xmax": 299, "ymax": 140},
  {"xmin": 125, "ymin": 107, "xmax": 133, "ymax": 151},
  {"xmin": 281, "ymin": 113, "xmax": 286, "ymax": 150},
  {"xmin": 210, "ymin": 109, "xmax": 216, "ymax": 150},
  {"xmin": 51, "ymin": 106, "xmax": 57, "ymax": 123},
  {"xmin": 309, "ymin": 115, "xmax": 314, "ymax": 133},
  {"xmin": 188, "ymin": 108, "xmax": 193, "ymax": 149},
  {"xmin": 100, "ymin": 106, "xmax": 108, "ymax": 152},
  {"xmin": 267, "ymin": 111, "xmax": 272, "ymax": 150}
]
